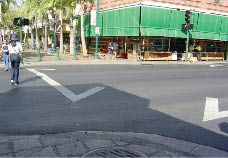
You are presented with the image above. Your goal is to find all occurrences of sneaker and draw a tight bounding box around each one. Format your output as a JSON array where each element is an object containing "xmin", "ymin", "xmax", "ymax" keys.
[
  {"xmin": 10, "ymin": 80, "xmax": 14, "ymax": 85},
  {"xmin": 4, "ymin": 69, "xmax": 8, "ymax": 71},
  {"xmin": 14, "ymin": 83, "xmax": 19, "ymax": 86}
]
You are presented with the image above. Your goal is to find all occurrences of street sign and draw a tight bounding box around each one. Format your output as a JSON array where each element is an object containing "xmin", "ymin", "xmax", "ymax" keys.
[
  {"xmin": 91, "ymin": 10, "xmax": 96, "ymax": 26},
  {"xmin": 182, "ymin": 24, "xmax": 194, "ymax": 30},
  {"xmin": 95, "ymin": 27, "xmax": 100, "ymax": 34}
]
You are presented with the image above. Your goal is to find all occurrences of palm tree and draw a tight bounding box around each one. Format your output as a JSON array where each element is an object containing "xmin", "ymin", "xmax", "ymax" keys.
[
  {"xmin": 40, "ymin": 0, "xmax": 65, "ymax": 54},
  {"xmin": 19, "ymin": 0, "xmax": 50, "ymax": 49},
  {"xmin": 57, "ymin": 0, "xmax": 94, "ymax": 56},
  {"xmin": 76, "ymin": 0, "xmax": 94, "ymax": 57},
  {"xmin": 0, "ymin": 0, "xmax": 18, "ymax": 40},
  {"xmin": 61, "ymin": 0, "xmax": 77, "ymax": 54}
]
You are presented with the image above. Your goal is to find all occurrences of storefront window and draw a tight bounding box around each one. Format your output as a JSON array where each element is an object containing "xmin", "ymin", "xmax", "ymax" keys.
[
  {"xmin": 205, "ymin": 41, "xmax": 224, "ymax": 52},
  {"xmin": 63, "ymin": 33, "xmax": 70, "ymax": 44},
  {"xmin": 149, "ymin": 38, "xmax": 169, "ymax": 52}
]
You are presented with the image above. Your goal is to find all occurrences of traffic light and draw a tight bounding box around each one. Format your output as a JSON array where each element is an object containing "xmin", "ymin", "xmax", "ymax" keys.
[{"xmin": 185, "ymin": 10, "xmax": 190, "ymax": 24}]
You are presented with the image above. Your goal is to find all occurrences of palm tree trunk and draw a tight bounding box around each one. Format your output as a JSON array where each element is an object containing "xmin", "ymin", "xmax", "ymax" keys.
[
  {"xmin": 30, "ymin": 27, "xmax": 33, "ymax": 48},
  {"xmin": 23, "ymin": 30, "xmax": 27, "ymax": 45},
  {"xmin": 44, "ymin": 20, "xmax": 48, "ymax": 52},
  {"xmin": 70, "ymin": 17, "xmax": 74, "ymax": 55},
  {"xmin": 42, "ymin": 17, "xmax": 45, "ymax": 50},
  {"xmin": 35, "ymin": 16, "xmax": 40, "ymax": 48},
  {"xmin": 60, "ymin": 12, "xmax": 64, "ymax": 54},
  {"xmin": 81, "ymin": 14, "xmax": 87, "ymax": 57}
]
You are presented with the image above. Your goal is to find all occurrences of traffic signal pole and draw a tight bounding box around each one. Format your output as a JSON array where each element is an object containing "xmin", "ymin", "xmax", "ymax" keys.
[
  {"xmin": 19, "ymin": 26, "xmax": 23, "ymax": 44},
  {"xmin": 185, "ymin": 29, "xmax": 189, "ymax": 61},
  {"xmin": 184, "ymin": 10, "xmax": 191, "ymax": 62},
  {"xmin": 94, "ymin": 0, "xmax": 99, "ymax": 59}
]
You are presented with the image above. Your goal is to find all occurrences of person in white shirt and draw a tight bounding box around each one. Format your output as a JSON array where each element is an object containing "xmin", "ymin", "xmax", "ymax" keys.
[{"xmin": 9, "ymin": 34, "xmax": 23, "ymax": 86}]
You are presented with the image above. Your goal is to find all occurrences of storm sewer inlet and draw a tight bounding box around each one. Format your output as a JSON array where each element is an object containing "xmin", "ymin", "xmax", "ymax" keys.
[{"xmin": 82, "ymin": 147, "xmax": 147, "ymax": 158}]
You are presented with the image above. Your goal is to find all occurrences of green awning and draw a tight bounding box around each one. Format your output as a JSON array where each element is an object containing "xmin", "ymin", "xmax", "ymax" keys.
[
  {"xmin": 141, "ymin": 7, "xmax": 173, "ymax": 37},
  {"xmin": 103, "ymin": 7, "xmax": 140, "ymax": 36},
  {"xmin": 77, "ymin": 5, "xmax": 228, "ymax": 41}
]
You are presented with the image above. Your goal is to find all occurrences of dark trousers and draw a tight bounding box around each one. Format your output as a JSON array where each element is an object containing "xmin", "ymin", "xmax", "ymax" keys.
[
  {"xmin": 197, "ymin": 51, "xmax": 201, "ymax": 61},
  {"xmin": 10, "ymin": 54, "xmax": 20, "ymax": 84}
]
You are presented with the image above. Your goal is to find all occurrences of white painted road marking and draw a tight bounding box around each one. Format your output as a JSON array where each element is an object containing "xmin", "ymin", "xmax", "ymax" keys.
[
  {"xmin": 27, "ymin": 68, "xmax": 105, "ymax": 102},
  {"xmin": 203, "ymin": 97, "xmax": 228, "ymax": 121},
  {"xmin": 38, "ymin": 69, "xmax": 56, "ymax": 71}
]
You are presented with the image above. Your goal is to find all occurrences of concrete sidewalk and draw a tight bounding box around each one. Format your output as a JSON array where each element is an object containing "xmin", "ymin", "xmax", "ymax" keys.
[
  {"xmin": 1, "ymin": 131, "xmax": 228, "ymax": 157},
  {"xmin": 1, "ymin": 50, "xmax": 227, "ymax": 67}
]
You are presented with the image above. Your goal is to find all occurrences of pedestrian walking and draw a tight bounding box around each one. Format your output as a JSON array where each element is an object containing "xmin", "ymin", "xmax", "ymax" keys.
[
  {"xmin": 1, "ymin": 40, "xmax": 9, "ymax": 71},
  {"xmin": 8, "ymin": 34, "xmax": 23, "ymax": 86},
  {"xmin": 113, "ymin": 41, "xmax": 118, "ymax": 57},
  {"xmin": 108, "ymin": 42, "xmax": 113, "ymax": 54}
]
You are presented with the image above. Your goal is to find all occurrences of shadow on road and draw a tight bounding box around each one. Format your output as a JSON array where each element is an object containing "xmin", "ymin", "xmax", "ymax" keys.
[
  {"xmin": 219, "ymin": 122, "xmax": 228, "ymax": 134},
  {"xmin": 20, "ymin": 76, "xmax": 42, "ymax": 85},
  {"xmin": 0, "ymin": 83, "xmax": 228, "ymax": 151}
]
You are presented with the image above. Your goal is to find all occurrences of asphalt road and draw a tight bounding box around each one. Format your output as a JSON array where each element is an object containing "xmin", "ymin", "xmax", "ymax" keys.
[{"xmin": 0, "ymin": 64, "xmax": 228, "ymax": 151}]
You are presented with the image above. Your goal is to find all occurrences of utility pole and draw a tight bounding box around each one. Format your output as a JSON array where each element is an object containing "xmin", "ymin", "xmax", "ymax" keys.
[{"xmin": 94, "ymin": 0, "xmax": 100, "ymax": 59}]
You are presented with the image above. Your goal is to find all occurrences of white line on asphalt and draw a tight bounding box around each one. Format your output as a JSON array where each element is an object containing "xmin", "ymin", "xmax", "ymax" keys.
[
  {"xmin": 203, "ymin": 97, "xmax": 228, "ymax": 121},
  {"xmin": 210, "ymin": 65, "xmax": 216, "ymax": 68},
  {"xmin": 38, "ymin": 69, "xmax": 56, "ymax": 71},
  {"xmin": 27, "ymin": 68, "xmax": 105, "ymax": 102},
  {"xmin": 215, "ymin": 64, "xmax": 224, "ymax": 67}
]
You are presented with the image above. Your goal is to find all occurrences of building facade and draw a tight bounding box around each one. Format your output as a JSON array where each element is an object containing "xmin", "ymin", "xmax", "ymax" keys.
[{"xmin": 79, "ymin": 0, "xmax": 228, "ymax": 61}]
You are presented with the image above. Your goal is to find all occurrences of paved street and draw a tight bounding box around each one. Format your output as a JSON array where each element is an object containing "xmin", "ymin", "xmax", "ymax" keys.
[{"xmin": 1, "ymin": 64, "xmax": 228, "ymax": 156}]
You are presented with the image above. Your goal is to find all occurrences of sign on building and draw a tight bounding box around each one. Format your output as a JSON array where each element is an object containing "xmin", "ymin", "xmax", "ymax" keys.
[{"xmin": 91, "ymin": 10, "xmax": 96, "ymax": 26}]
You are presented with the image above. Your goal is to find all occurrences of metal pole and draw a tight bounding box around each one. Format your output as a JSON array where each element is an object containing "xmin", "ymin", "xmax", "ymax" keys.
[
  {"xmin": 74, "ymin": 47, "xmax": 78, "ymax": 60},
  {"xmin": 32, "ymin": 29, "xmax": 36, "ymax": 50},
  {"xmin": 185, "ymin": 28, "xmax": 189, "ymax": 61},
  {"xmin": 19, "ymin": 26, "xmax": 23, "ymax": 44},
  {"xmin": 37, "ymin": 47, "xmax": 41, "ymax": 62},
  {"xmin": 19, "ymin": 26, "xmax": 24, "ymax": 63},
  {"xmin": 94, "ymin": 0, "xmax": 99, "ymax": 59},
  {"xmin": 56, "ymin": 47, "xmax": 60, "ymax": 60}
]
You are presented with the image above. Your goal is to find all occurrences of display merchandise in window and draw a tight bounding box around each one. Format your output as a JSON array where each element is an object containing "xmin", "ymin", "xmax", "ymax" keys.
[{"xmin": 148, "ymin": 38, "xmax": 169, "ymax": 52}]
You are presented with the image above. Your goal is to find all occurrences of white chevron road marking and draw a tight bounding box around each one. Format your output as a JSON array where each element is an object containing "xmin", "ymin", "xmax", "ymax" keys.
[
  {"xmin": 27, "ymin": 68, "xmax": 105, "ymax": 102},
  {"xmin": 203, "ymin": 97, "xmax": 228, "ymax": 121}
]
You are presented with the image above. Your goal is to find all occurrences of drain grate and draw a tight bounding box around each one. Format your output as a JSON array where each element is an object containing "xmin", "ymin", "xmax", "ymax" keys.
[{"xmin": 82, "ymin": 147, "xmax": 147, "ymax": 158}]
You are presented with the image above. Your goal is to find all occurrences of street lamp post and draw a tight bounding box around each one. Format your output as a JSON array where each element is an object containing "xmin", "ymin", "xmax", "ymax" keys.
[{"xmin": 94, "ymin": 0, "xmax": 100, "ymax": 59}]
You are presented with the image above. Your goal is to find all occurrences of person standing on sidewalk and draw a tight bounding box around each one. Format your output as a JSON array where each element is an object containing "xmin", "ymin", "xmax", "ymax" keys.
[
  {"xmin": 196, "ymin": 43, "xmax": 202, "ymax": 61},
  {"xmin": 8, "ymin": 34, "xmax": 23, "ymax": 86},
  {"xmin": 1, "ymin": 40, "xmax": 9, "ymax": 71}
]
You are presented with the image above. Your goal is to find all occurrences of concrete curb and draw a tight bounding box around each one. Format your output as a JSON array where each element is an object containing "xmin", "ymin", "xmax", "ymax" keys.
[
  {"xmin": 1, "ymin": 60, "xmax": 228, "ymax": 67},
  {"xmin": 0, "ymin": 131, "xmax": 228, "ymax": 157}
]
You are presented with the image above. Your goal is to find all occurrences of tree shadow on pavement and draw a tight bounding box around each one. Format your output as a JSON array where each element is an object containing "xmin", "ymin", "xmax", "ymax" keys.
[{"xmin": 0, "ymin": 83, "xmax": 228, "ymax": 152}]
